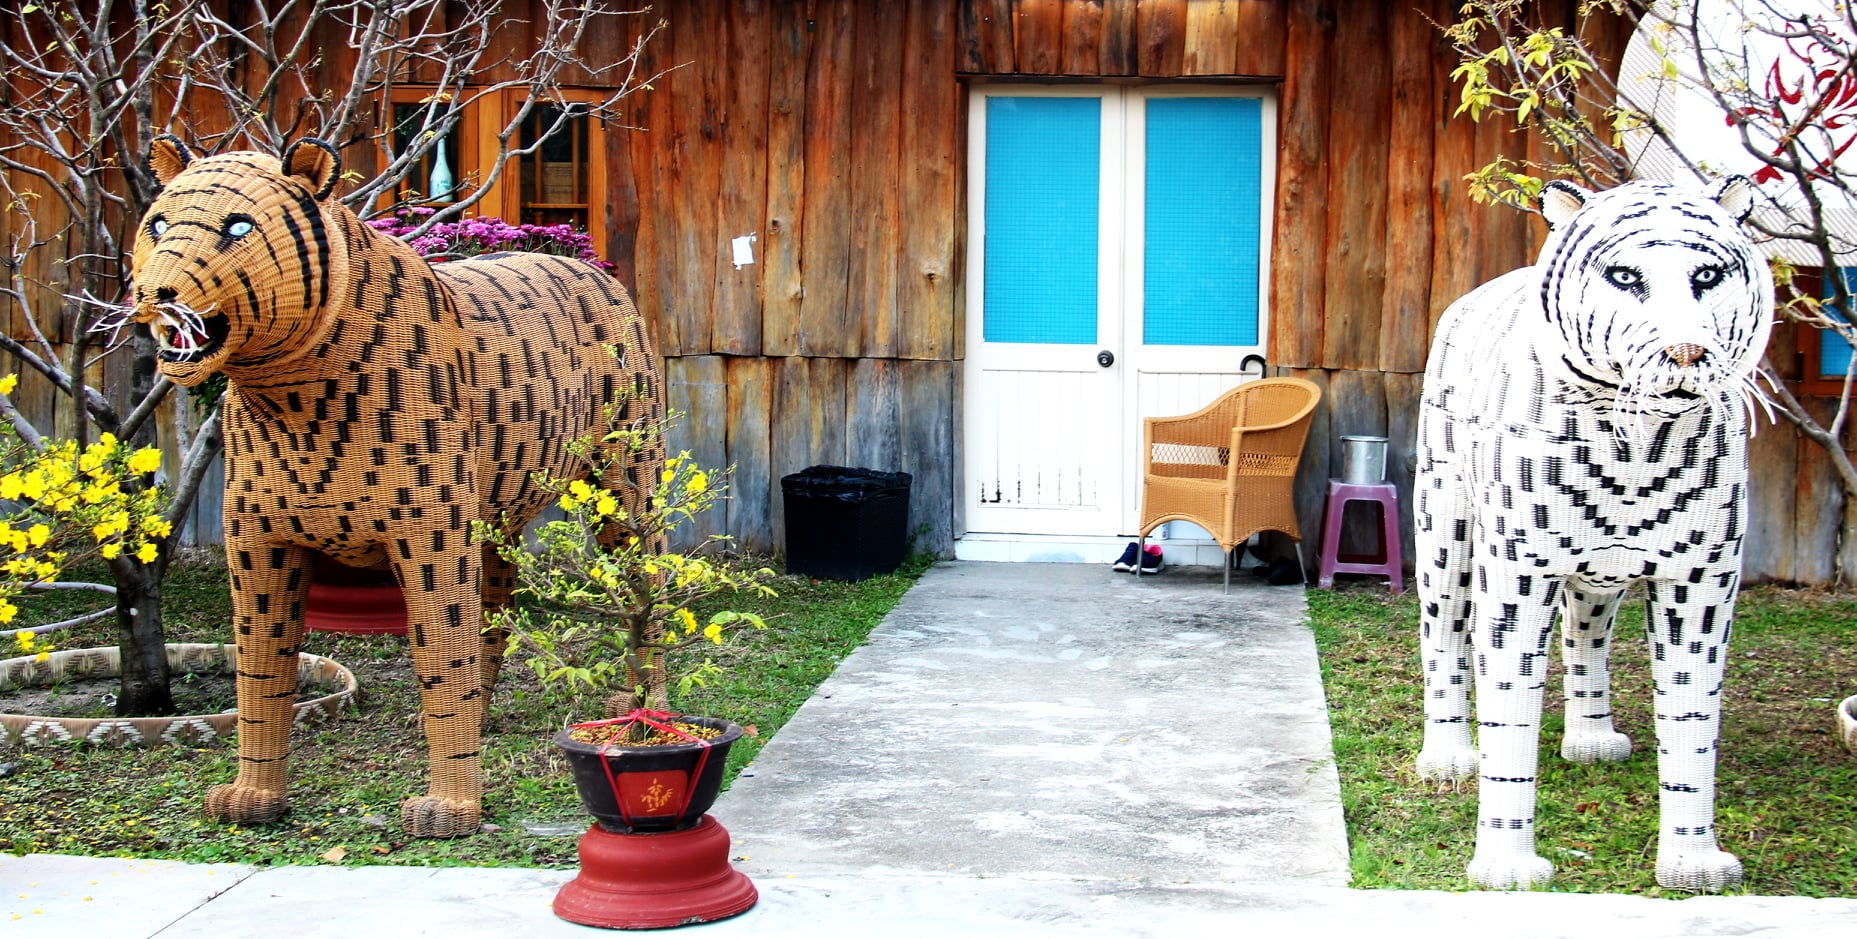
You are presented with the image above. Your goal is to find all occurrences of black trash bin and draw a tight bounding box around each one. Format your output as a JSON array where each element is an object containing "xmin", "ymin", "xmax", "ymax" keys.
[{"xmin": 782, "ymin": 465, "xmax": 912, "ymax": 581}]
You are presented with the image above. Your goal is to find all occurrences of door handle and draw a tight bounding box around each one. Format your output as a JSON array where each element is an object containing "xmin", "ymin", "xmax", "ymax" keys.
[{"xmin": 1097, "ymin": 350, "xmax": 1115, "ymax": 368}]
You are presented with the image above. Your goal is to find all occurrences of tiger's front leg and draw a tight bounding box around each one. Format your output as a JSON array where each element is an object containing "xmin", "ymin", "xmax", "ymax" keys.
[
  {"xmin": 1414, "ymin": 468, "xmax": 1478, "ymax": 781},
  {"xmin": 206, "ymin": 543, "xmax": 314, "ymax": 824},
  {"xmin": 1465, "ymin": 560, "xmax": 1560, "ymax": 890},
  {"xmin": 1643, "ymin": 579, "xmax": 1742, "ymax": 892},
  {"xmin": 396, "ymin": 533, "xmax": 488, "ymax": 838},
  {"xmin": 1559, "ymin": 582, "xmax": 1632, "ymax": 763}
]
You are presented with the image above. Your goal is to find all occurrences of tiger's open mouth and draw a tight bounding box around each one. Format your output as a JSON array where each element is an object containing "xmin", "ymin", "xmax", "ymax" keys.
[{"xmin": 155, "ymin": 312, "xmax": 230, "ymax": 363}]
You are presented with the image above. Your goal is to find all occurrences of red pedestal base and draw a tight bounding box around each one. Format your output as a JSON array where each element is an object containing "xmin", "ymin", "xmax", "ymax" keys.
[
  {"xmin": 303, "ymin": 582, "xmax": 408, "ymax": 635},
  {"xmin": 553, "ymin": 815, "xmax": 758, "ymax": 930}
]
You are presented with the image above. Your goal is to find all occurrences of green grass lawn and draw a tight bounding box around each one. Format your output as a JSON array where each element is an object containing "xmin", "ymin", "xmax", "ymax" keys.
[
  {"xmin": 1310, "ymin": 582, "xmax": 1857, "ymax": 897},
  {"xmin": 0, "ymin": 555, "xmax": 927, "ymax": 867},
  {"xmin": 9, "ymin": 558, "xmax": 1854, "ymax": 893}
]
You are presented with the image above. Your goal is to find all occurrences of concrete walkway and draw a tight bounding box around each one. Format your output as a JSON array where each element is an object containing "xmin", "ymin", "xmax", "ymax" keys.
[{"xmin": 6, "ymin": 561, "xmax": 1857, "ymax": 937}]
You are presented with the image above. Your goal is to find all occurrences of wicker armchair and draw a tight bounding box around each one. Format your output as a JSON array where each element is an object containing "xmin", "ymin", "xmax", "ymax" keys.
[{"xmin": 1137, "ymin": 377, "xmax": 1322, "ymax": 590}]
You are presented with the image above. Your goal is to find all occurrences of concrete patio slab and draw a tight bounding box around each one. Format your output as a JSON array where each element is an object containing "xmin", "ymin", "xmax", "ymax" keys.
[
  {"xmin": 716, "ymin": 560, "xmax": 1349, "ymax": 886},
  {"xmin": 1, "ymin": 853, "xmax": 255, "ymax": 939}
]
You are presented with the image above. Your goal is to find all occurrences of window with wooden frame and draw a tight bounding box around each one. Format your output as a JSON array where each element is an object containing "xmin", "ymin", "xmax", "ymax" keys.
[
  {"xmin": 1792, "ymin": 266, "xmax": 1857, "ymax": 397},
  {"xmin": 513, "ymin": 101, "xmax": 596, "ymax": 231},
  {"xmin": 374, "ymin": 87, "xmax": 612, "ymax": 261},
  {"xmin": 485, "ymin": 89, "xmax": 611, "ymax": 260},
  {"xmin": 381, "ymin": 87, "xmax": 476, "ymax": 208}
]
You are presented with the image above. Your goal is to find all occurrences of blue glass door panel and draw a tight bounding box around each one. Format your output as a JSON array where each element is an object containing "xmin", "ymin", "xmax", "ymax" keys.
[
  {"xmin": 983, "ymin": 96, "xmax": 1100, "ymax": 345},
  {"xmin": 1143, "ymin": 97, "xmax": 1262, "ymax": 347}
]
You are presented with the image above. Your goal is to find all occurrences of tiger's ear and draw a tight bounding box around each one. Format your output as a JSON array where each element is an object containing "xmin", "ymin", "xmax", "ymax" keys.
[
  {"xmin": 149, "ymin": 135, "xmax": 193, "ymax": 186},
  {"xmin": 1709, "ymin": 175, "xmax": 1755, "ymax": 223},
  {"xmin": 1538, "ymin": 180, "xmax": 1590, "ymax": 229},
  {"xmin": 280, "ymin": 138, "xmax": 341, "ymax": 201}
]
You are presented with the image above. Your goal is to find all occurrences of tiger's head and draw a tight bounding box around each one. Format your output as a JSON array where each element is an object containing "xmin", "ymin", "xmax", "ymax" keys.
[
  {"xmin": 1535, "ymin": 178, "xmax": 1772, "ymax": 418},
  {"xmin": 127, "ymin": 136, "xmax": 347, "ymax": 387}
]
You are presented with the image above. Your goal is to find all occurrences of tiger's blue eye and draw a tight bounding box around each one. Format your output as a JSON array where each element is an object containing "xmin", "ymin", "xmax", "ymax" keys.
[
  {"xmin": 1689, "ymin": 265, "xmax": 1728, "ymax": 299},
  {"xmin": 225, "ymin": 218, "xmax": 254, "ymax": 239},
  {"xmin": 1603, "ymin": 266, "xmax": 1643, "ymax": 290},
  {"xmin": 149, "ymin": 216, "xmax": 168, "ymax": 238}
]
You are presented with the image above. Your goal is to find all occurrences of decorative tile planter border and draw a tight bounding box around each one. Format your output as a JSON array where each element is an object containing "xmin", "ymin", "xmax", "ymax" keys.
[{"xmin": 0, "ymin": 643, "xmax": 357, "ymax": 747}]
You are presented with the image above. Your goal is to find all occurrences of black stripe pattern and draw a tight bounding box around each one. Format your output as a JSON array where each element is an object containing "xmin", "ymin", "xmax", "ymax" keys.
[{"xmin": 129, "ymin": 142, "xmax": 665, "ymax": 839}]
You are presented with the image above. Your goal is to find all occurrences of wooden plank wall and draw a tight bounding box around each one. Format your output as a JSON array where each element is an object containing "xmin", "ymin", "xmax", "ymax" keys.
[
  {"xmin": 1746, "ymin": 320, "xmax": 1851, "ymax": 584},
  {"xmin": 418, "ymin": 0, "xmax": 1857, "ymax": 578},
  {"xmin": 0, "ymin": 11, "xmax": 154, "ymax": 448},
  {"xmin": 621, "ymin": 0, "xmax": 1305, "ymax": 558},
  {"xmin": 4, "ymin": 0, "xmax": 1845, "ymax": 580},
  {"xmin": 955, "ymin": 0, "xmax": 1485, "ymax": 566},
  {"xmin": 616, "ymin": 0, "xmax": 964, "ymax": 558},
  {"xmin": 951, "ymin": 0, "xmax": 1830, "ymax": 582}
]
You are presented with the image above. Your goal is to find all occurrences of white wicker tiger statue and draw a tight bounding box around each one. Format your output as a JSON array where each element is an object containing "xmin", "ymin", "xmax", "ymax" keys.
[{"xmin": 1413, "ymin": 177, "xmax": 1771, "ymax": 892}]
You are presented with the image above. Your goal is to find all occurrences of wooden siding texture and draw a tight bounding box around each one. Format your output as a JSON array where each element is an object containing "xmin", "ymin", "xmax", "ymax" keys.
[
  {"xmin": 623, "ymin": 0, "xmax": 1313, "ymax": 560},
  {"xmin": 615, "ymin": 0, "xmax": 966, "ymax": 556},
  {"xmin": 622, "ymin": 0, "xmax": 1414, "ymax": 562},
  {"xmin": 6, "ymin": 0, "xmax": 1842, "ymax": 581}
]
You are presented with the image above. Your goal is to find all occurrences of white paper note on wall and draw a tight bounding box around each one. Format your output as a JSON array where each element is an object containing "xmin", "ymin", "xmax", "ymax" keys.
[{"xmin": 731, "ymin": 233, "xmax": 757, "ymax": 269}]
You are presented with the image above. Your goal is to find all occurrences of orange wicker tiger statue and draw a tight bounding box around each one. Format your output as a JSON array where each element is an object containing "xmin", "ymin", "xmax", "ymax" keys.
[{"xmin": 121, "ymin": 136, "xmax": 663, "ymax": 838}]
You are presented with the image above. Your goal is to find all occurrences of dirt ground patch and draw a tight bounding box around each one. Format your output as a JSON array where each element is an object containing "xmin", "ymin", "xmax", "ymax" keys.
[{"xmin": 0, "ymin": 671, "xmax": 239, "ymax": 719}]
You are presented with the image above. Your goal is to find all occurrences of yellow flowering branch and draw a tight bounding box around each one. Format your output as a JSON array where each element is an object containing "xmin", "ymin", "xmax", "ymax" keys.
[{"xmin": 0, "ymin": 374, "xmax": 171, "ymax": 639}]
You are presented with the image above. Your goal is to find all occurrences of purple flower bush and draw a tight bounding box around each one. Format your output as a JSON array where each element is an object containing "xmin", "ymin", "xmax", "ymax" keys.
[{"xmin": 367, "ymin": 208, "xmax": 616, "ymax": 273}]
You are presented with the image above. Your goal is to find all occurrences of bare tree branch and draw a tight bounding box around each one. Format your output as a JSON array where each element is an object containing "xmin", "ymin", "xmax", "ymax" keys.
[{"xmin": 0, "ymin": 0, "xmax": 666, "ymax": 711}]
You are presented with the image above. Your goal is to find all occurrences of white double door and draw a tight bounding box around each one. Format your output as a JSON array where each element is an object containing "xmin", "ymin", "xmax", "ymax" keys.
[{"xmin": 963, "ymin": 85, "xmax": 1276, "ymax": 539}]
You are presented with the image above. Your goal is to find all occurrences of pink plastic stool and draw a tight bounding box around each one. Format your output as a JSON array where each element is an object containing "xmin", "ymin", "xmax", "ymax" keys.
[{"xmin": 1317, "ymin": 480, "xmax": 1404, "ymax": 592}]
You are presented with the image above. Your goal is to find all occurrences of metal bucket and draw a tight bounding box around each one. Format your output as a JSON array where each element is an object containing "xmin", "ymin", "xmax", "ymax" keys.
[{"xmin": 1340, "ymin": 435, "xmax": 1389, "ymax": 484}]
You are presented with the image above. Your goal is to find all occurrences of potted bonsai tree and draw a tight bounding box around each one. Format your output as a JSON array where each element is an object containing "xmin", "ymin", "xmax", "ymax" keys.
[{"xmin": 480, "ymin": 410, "xmax": 773, "ymax": 929}]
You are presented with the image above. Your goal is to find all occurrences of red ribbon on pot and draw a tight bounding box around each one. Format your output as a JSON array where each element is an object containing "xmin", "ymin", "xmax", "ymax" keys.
[{"xmin": 570, "ymin": 709, "xmax": 715, "ymax": 828}]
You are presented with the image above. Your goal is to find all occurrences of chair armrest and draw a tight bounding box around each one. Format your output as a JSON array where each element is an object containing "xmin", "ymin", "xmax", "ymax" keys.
[
  {"xmin": 1145, "ymin": 413, "xmax": 1234, "ymax": 479},
  {"xmin": 1144, "ymin": 412, "xmax": 1212, "ymax": 441},
  {"xmin": 1227, "ymin": 419, "xmax": 1315, "ymax": 479}
]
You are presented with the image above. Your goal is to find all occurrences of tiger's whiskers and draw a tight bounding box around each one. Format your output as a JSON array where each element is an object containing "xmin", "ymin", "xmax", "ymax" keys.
[
  {"xmin": 152, "ymin": 301, "xmax": 214, "ymax": 346},
  {"xmin": 71, "ymin": 290, "xmax": 137, "ymax": 349},
  {"xmin": 79, "ymin": 291, "xmax": 217, "ymax": 354},
  {"xmin": 1737, "ymin": 370, "xmax": 1775, "ymax": 437}
]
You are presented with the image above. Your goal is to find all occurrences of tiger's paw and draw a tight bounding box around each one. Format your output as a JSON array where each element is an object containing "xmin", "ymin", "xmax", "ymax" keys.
[
  {"xmin": 1560, "ymin": 730, "xmax": 1632, "ymax": 764},
  {"xmin": 1467, "ymin": 852, "xmax": 1554, "ymax": 891},
  {"xmin": 401, "ymin": 796, "xmax": 482, "ymax": 838},
  {"xmin": 1656, "ymin": 849, "xmax": 1742, "ymax": 893},
  {"xmin": 1416, "ymin": 744, "xmax": 1479, "ymax": 782},
  {"xmin": 205, "ymin": 783, "xmax": 288, "ymax": 824}
]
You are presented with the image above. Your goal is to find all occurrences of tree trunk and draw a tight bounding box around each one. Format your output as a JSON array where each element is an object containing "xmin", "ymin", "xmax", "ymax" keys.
[
  {"xmin": 111, "ymin": 556, "xmax": 173, "ymax": 717},
  {"xmin": 1841, "ymin": 490, "xmax": 1857, "ymax": 587},
  {"xmin": 126, "ymin": 327, "xmax": 160, "ymax": 451}
]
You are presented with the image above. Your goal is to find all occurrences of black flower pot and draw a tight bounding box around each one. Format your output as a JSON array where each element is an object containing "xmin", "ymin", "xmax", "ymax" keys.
[{"xmin": 553, "ymin": 716, "xmax": 743, "ymax": 833}]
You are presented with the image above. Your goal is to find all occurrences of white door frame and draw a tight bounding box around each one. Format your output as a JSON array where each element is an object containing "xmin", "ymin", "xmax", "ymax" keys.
[{"xmin": 959, "ymin": 84, "xmax": 1276, "ymax": 563}]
